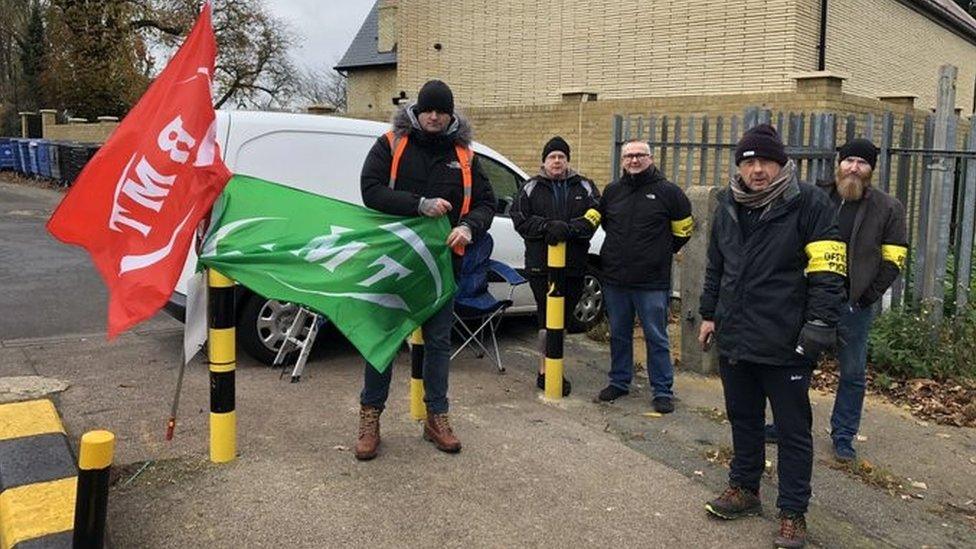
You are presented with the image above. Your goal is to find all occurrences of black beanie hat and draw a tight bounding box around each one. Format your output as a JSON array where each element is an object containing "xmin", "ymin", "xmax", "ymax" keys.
[
  {"xmin": 735, "ymin": 123, "xmax": 787, "ymax": 166},
  {"xmin": 416, "ymin": 79, "xmax": 454, "ymax": 115},
  {"xmin": 542, "ymin": 136, "xmax": 571, "ymax": 162},
  {"xmin": 838, "ymin": 138, "xmax": 878, "ymax": 170}
]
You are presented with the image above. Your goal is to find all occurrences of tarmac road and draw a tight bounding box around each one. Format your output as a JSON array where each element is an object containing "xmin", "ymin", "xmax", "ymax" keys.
[{"xmin": 0, "ymin": 179, "xmax": 179, "ymax": 343}]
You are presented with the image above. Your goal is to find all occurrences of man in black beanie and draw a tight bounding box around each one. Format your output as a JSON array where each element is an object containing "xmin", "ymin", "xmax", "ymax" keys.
[
  {"xmin": 699, "ymin": 123, "xmax": 845, "ymax": 548},
  {"xmin": 512, "ymin": 136, "xmax": 601, "ymax": 396},
  {"xmin": 357, "ymin": 79, "xmax": 496, "ymax": 460},
  {"xmin": 804, "ymin": 139, "xmax": 905, "ymax": 464}
]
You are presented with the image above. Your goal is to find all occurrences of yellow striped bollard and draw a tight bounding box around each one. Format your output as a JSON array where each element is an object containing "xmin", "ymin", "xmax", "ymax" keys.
[
  {"xmin": 208, "ymin": 268, "xmax": 236, "ymax": 463},
  {"xmin": 408, "ymin": 328, "xmax": 426, "ymax": 420},
  {"xmin": 544, "ymin": 241, "xmax": 566, "ymax": 400},
  {"xmin": 73, "ymin": 430, "xmax": 115, "ymax": 548}
]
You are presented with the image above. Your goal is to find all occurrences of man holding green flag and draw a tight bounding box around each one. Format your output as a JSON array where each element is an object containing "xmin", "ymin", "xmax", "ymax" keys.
[{"xmin": 357, "ymin": 80, "xmax": 495, "ymax": 460}]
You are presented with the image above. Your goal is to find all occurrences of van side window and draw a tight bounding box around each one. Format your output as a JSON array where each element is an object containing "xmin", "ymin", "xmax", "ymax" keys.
[{"xmin": 477, "ymin": 154, "xmax": 522, "ymax": 216}]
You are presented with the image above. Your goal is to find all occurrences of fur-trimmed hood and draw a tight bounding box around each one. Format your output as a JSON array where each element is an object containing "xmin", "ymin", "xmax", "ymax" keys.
[{"xmin": 391, "ymin": 104, "xmax": 473, "ymax": 146}]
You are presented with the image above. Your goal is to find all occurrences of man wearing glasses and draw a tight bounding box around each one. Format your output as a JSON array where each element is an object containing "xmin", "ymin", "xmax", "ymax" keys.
[{"xmin": 595, "ymin": 139, "xmax": 692, "ymax": 414}]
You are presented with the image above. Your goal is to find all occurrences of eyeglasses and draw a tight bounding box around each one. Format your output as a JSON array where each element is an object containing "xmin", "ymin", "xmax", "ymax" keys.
[{"xmin": 622, "ymin": 153, "xmax": 651, "ymax": 160}]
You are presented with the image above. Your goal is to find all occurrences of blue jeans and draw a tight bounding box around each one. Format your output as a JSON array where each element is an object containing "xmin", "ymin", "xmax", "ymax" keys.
[
  {"xmin": 604, "ymin": 285, "xmax": 674, "ymax": 398},
  {"xmin": 830, "ymin": 304, "xmax": 874, "ymax": 446},
  {"xmin": 361, "ymin": 298, "xmax": 454, "ymax": 414}
]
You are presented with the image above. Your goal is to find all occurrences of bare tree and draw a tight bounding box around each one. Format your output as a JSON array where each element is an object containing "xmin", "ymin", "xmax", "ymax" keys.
[
  {"xmin": 137, "ymin": 0, "xmax": 297, "ymax": 110},
  {"xmin": 290, "ymin": 65, "xmax": 347, "ymax": 112}
]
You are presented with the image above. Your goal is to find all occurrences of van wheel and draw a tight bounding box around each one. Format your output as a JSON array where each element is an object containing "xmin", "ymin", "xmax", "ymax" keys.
[
  {"xmin": 238, "ymin": 296, "xmax": 304, "ymax": 366},
  {"xmin": 573, "ymin": 268, "xmax": 605, "ymax": 333}
]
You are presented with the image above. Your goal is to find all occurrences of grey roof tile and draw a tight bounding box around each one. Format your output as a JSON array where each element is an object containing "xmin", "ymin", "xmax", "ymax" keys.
[{"xmin": 335, "ymin": 0, "xmax": 397, "ymax": 71}]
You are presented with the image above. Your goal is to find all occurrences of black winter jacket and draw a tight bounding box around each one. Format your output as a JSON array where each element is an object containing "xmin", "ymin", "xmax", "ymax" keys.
[
  {"xmin": 817, "ymin": 181, "xmax": 907, "ymax": 308},
  {"xmin": 360, "ymin": 106, "xmax": 496, "ymax": 271},
  {"xmin": 699, "ymin": 177, "xmax": 846, "ymax": 367},
  {"xmin": 597, "ymin": 166, "xmax": 693, "ymax": 289},
  {"xmin": 510, "ymin": 170, "xmax": 601, "ymax": 276}
]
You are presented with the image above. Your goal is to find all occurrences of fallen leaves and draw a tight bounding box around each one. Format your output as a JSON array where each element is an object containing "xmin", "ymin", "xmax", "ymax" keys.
[{"xmin": 811, "ymin": 360, "xmax": 976, "ymax": 428}]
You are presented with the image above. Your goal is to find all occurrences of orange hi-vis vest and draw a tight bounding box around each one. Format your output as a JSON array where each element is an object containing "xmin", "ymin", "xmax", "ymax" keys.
[{"xmin": 385, "ymin": 131, "xmax": 473, "ymax": 255}]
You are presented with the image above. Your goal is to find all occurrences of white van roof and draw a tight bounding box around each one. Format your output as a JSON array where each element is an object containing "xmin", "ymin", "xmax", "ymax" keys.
[{"xmin": 216, "ymin": 110, "xmax": 527, "ymax": 178}]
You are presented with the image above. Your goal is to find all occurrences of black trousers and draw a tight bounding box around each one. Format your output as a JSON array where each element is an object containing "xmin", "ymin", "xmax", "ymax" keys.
[
  {"xmin": 719, "ymin": 357, "xmax": 813, "ymax": 514},
  {"xmin": 528, "ymin": 274, "xmax": 584, "ymax": 331}
]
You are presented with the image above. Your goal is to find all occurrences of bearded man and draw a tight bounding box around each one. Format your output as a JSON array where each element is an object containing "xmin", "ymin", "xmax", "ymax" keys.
[
  {"xmin": 765, "ymin": 137, "xmax": 909, "ymax": 464},
  {"xmin": 820, "ymin": 138, "xmax": 907, "ymax": 461}
]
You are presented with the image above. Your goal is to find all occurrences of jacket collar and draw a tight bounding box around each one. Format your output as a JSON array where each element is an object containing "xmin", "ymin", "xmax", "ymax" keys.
[
  {"xmin": 534, "ymin": 168, "xmax": 580, "ymax": 184},
  {"xmin": 620, "ymin": 165, "xmax": 663, "ymax": 188}
]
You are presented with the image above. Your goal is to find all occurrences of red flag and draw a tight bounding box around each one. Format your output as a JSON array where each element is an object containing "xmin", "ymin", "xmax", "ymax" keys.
[{"xmin": 47, "ymin": 3, "xmax": 231, "ymax": 338}]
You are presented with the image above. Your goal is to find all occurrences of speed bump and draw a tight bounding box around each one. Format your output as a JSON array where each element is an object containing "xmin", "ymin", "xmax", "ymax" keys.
[{"xmin": 0, "ymin": 399, "xmax": 76, "ymax": 549}]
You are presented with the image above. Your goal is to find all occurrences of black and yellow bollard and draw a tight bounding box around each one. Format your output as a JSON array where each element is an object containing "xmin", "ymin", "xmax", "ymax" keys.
[
  {"xmin": 73, "ymin": 430, "xmax": 115, "ymax": 548},
  {"xmin": 208, "ymin": 268, "xmax": 236, "ymax": 463},
  {"xmin": 408, "ymin": 328, "xmax": 426, "ymax": 420},
  {"xmin": 544, "ymin": 242, "xmax": 566, "ymax": 400}
]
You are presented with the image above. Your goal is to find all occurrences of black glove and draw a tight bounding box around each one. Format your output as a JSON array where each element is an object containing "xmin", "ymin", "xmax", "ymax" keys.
[
  {"xmin": 568, "ymin": 217, "xmax": 593, "ymax": 238},
  {"xmin": 545, "ymin": 220, "xmax": 570, "ymax": 245},
  {"xmin": 795, "ymin": 320, "xmax": 837, "ymax": 361}
]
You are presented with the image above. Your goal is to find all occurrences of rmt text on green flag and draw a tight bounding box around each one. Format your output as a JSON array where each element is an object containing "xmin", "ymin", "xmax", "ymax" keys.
[{"xmin": 198, "ymin": 174, "xmax": 457, "ymax": 371}]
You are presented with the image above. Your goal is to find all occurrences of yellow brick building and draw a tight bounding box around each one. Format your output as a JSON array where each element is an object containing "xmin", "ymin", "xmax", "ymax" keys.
[{"xmin": 337, "ymin": 0, "xmax": 976, "ymax": 183}]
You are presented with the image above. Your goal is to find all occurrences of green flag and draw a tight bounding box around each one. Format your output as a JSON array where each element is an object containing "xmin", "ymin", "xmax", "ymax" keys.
[{"xmin": 198, "ymin": 174, "xmax": 457, "ymax": 371}]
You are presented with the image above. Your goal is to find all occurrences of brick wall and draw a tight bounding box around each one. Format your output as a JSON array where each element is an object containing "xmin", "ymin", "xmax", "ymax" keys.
[
  {"xmin": 818, "ymin": 0, "xmax": 976, "ymax": 111},
  {"xmin": 345, "ymin": 66, "xmax": 398, "ymax": 121},
  {"xmin": 393, "ymin": 0, "xmax": 809, "ymax": 109},
  {"xmin": 347, "ymin": 0, "xmax": 976, "ymax": 115},
  {"xmin": 42, "ymin": 121, "xmax": 118, "ymax": 143}
]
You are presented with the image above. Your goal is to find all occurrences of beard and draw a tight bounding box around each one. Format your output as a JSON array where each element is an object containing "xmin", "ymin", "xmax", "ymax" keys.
[{"xmin": 835, "ymin": 165, "xmax": 872, "ymax": 201}]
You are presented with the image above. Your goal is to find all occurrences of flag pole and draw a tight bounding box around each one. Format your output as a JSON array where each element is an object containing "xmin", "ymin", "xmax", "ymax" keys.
[
  {"xmin": 165, "ymin": 348, "xmax": 188, "ymax": 440},
  {"xmin": 207, "ymin": 268, "xmax": 236, "ymax": 463}
]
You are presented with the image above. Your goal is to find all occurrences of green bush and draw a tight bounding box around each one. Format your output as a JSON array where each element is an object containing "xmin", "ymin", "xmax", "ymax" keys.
[{"xmin": 868, "ymin": 306, "xmax": 976, "ymax": 381}]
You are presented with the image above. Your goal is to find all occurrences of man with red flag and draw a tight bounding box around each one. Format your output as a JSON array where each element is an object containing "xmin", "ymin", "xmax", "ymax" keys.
[{"xmin": 47, "ymin": 2, "xmax": 231, "ymax": 338}]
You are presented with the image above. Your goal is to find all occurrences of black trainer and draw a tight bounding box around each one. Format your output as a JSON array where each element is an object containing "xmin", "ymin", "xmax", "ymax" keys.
[
  {"xmin": 536, "ymin": 372, "xmax": 571, "ymax": 396},
  {"xmin": 705, "ymin": 484, "xmax": 762, "ymax": 520},
  {"xmin": 652, "ymin": 396, "xmax": 675, "ymax": 414},
  {"xmin": 596, "ymin": 385, "xmax": 629, "ymax": 402}
]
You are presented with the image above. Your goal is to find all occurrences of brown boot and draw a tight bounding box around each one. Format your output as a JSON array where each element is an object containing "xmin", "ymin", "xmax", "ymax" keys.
[
  {"xmin": 774, "ymin": 511, "xmax": 807, "ymax": 548},
  {"xmin": 423, "ymin": 413, "xmax": 461, "ymax": 453},
  {"xmin": 355, "ymin": 405, "xmax": 382, "ymax": 460}
]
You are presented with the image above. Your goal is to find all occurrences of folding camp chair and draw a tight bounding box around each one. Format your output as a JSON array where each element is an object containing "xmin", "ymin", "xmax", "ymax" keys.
[{"xmin": 451, "ymin": 233, "xmax": 527, "ymax": 372}]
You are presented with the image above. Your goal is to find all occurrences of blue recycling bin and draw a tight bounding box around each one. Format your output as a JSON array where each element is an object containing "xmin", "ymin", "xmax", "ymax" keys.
[
  {"xmin": 36, "ymin": 139, "xmax": 51, "ymax": 178},
  {"xmin": 16, "ymin": 139, "xmax": 29, "ymax": 175},
  {"xmin": 0, "ymin": 138, "xmax": 13, "ymax": 170}
]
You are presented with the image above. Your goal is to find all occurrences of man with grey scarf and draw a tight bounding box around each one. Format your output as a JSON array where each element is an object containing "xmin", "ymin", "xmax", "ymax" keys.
[{"xmin": 698, "ymin": 124, "xmax": 845, "ymax": 548}]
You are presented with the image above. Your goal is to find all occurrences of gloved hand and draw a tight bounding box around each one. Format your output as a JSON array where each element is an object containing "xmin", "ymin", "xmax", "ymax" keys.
[
  {"xmin": 545, "ymin": 220, "xmax": 570, "ymax": 245},
  {"xmin": 795, "ymin": 320, "xmax": 837, "ymax": 361},
  {"xmin": 568, "ymin": 217, "xmax": 593, "ymax": 238}
]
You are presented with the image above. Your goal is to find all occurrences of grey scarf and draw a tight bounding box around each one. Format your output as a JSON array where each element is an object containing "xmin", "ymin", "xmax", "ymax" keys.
[{"xmin": 730, "ymin": 160, "xmax": 797, "ymax": 213}]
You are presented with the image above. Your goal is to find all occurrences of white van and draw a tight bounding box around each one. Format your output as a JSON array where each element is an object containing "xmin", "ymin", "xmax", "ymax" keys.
[{"xmin": 168, "ymin": 110, "xmax": 605, "ymax": 364}]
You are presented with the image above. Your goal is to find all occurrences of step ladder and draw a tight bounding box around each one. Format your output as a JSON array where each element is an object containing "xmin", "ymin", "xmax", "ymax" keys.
[{"xmin": 273, "ymin": 306, "xmax": 325, "ymax": 383}]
